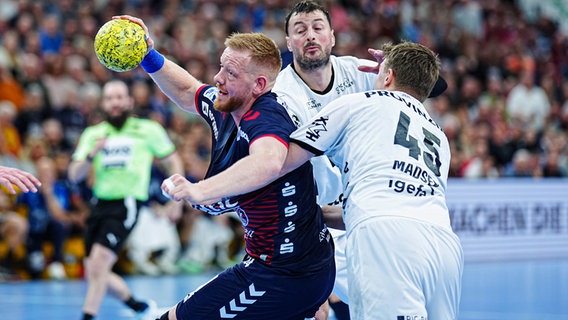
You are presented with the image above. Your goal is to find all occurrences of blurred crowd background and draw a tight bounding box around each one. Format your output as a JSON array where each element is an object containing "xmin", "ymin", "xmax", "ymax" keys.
[{"xmin": 1, "ymin": 0, "xmax": 568, "ymax": 280}]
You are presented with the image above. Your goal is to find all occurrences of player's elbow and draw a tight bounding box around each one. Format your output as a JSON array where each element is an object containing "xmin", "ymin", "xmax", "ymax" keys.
[
  {"xmin": 67, "ymin": 164, "xmax": 85, "ymax": 184},
  {"xmin": 261, "ymin": 157, "xmax": 285, "ymax": 182}
]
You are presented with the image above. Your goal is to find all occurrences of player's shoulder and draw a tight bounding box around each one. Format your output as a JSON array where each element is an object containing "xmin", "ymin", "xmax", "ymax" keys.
[
  {"xmin": 129, "ymin": 117, "xmax": 161, "ymax": 127},
  {"xmin": 274, "ymin": 65, "xmax": 300, "ymax": 91},
  {"xmin": 197, "ymin": 84, "xmax": 218, "ymax": 102},
  {"xmin": 125, "ymin": 117, "xmax": 168, "ymax": 134},
  {"xmin": 83, "ymin": 121, "xmax": 108, "ymax": 135},
  {"xmin": 324, "ymin": 89, "xmax": 392, "ymax": 114},
  {"xmin": 253, "ymin": 93, "xmax": 289, "ymax": 117}
]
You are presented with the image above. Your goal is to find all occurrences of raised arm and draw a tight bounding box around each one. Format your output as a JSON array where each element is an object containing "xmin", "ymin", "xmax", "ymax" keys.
[{"xmin": 114, "ymin": 15, "xmax": 203, "ymax": 114}]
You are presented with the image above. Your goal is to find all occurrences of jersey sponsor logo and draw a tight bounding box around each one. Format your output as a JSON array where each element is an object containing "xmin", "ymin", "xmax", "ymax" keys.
[
  {"xmin": 326, "ymin": 193, "xmax": 346, "ymax": 206},
  {"xmin": 219, "ymin": 283, "xmax": 266, "ymax": 319},
  {"xmin": 282, "ymin": 182, "xmax": 296, "ymax": 197},
  {"xmin": 388, "ymin": 179, "xmax": 434, "ymax": 197},
  {"xmin": 243, "ymin": 257, "xmax": 254, "ymax": 267},
  {"xmin": 319, "ymin": 226, "xmax": 330, "ymax": 242},
  {"xmin": 244, "ymin": 228, "xmax": 255, "ymax": 239},
  {"xmin": 202, "ymin": 100, "xmax": 219, "ymax": 140},
  {"xmin": 334, "ymin": 77, "xmax": 355, "ymax": 95},
  {"xmin": 236, "ymin": 127, "xmax": 250, "ymax": 143},
  {"xmin": 284, "ymin": 202, "xmax": 298, "ymax": 217},
  {"xmin": 306, "ymin": 98, "xmax": 322, "ymax": 110},
  {"xmin": 235, "ymin": 207, "xmax": 249, "ymax": 226},
  {"xmin": 304, "ymin": 116, "xmax": 329, "ymax": 142},
  {"xmin": 194, "ymin": 199, "xmax": 239, "ymax": 215},
  {"xmin": 101, "ymin": 137, "xmax": 134, "ymax": 169},
  {"xmin": 203, "ymin": 86, "xmax": 217, "ymax": 101},
  {"xmin": 284, "ymin": 221, "xmax": 295, "ymax": 233},
  {"xmin": 280, "ymin": 184, "xmax": 298, "ymax": 255},
  {"xmin": 291, "ymin": 114, "xmax": 301, "ymax": 128},
  {"xmin": 279, "ymin": 239, "xmax": 294, "ymax": 254},
  {"xmin": 397, "ymin": 315, "xmax": 426, "ymax": 320}
]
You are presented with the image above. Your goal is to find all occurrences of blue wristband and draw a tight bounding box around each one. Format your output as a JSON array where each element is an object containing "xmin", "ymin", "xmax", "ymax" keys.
[{"xmin": 140, "ymin": 49, "xmax": 165, "ymax": 73}]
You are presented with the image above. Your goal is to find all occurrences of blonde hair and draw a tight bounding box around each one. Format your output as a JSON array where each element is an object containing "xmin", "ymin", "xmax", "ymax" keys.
[
  {"xmin": 382, "ymin": 41, "xmax": 440, "ymax": 101},
  {"xmin": 224, "ymin": 33, "xmax": 282, "ymax": 83}
]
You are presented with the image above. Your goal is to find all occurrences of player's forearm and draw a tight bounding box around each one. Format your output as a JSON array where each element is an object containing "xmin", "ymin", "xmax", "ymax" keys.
[
  {"xmin": 148, "ymin": 58, "xmax": 202, "ymax": 114},
  {"xmin": 281, "ymin": 142, "xmax": 313, "ymax": 176},
  {"xmin": 160, "ymin": 151, "xmax": 184, "ymax": 177},
  {"xmin": 195, "ymin": 154, "xmax": 283, "ymax": 204},
  {"xmin": 321, "ymin": 205, "xmax": 345, "ymax": 230},
  {"xmin": 68, "ymin": 160, "xmax": 91, "ymax": 184}
]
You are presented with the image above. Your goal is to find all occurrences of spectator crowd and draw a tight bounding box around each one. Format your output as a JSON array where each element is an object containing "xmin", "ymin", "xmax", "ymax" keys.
[{"xmin": 1, "ymin": 0, "xmax": 568, "ymax": 280}]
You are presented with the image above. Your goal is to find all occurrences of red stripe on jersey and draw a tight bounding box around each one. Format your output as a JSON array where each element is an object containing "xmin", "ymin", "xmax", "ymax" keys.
[
  {"xmin": 251, "ymin": 134, "xmax": 289, "ymax": 148},
  {"xmin": 194, "ymin": 84, "xmax": 207, "ymax": 114},
  {"xmin": 243, "ymin": 110, "xmax": 260, "ymax": 121}
]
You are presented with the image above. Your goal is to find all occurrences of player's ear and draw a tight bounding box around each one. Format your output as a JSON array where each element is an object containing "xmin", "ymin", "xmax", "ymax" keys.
[
  {"xmin": 330, "ymin": 29, "xmax": 335, "ymax": 48},
  {"xmin": 384, "ymin": 69, "xmax": 394, "ymax": 88},
  {"xmin": 286, "ymin": 36, "xmax": 292, "ymax": 52},
  {"xmin": 253, "ymin": 76, "xmax": 268, "ymax": 96}
]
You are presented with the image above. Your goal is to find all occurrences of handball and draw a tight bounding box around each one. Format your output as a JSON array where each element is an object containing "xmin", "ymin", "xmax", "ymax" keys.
[{"xmin": 94, "ymin": 19, "xmax": 147, "ymax": 72}]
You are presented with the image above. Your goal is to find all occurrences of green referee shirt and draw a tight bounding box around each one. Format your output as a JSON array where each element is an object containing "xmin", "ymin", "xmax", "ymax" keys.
[{"xmin": 72, "ymin": 117, "xmax": 176, "ymax": 201}]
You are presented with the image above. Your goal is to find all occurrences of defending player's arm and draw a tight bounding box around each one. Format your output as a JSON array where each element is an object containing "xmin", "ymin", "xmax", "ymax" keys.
[
  {"xmin": 164, "ymin": 135, "xmax": 288, "ymax": 204},
  {"xmin": 114, "ymin": 15, "xmax": 202, "ymax": 114},
  {"xmin": 321, "ymin": 205, "xmax": 345, "ymax": 230}
]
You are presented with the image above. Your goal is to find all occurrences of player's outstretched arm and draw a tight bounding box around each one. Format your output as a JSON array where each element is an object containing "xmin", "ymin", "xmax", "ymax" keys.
[
  {"xmin": 114, "ymin": 15, "xmax": 202, "ymax": 114},
  {"xmin": 0, "ymin": 165, "xmax": 41, "ymax": 194},
  {"xmin": 162, "ymin": 136, "xmax": 289, "ymax": 205}
]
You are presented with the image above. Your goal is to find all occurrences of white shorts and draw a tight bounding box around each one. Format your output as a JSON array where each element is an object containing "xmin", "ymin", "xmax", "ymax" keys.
[
  {"xmin": 329, "ymin": 227, "xmax": 349, "ymax": 303},
  {"xmin": 346, "ymin": 217, "xmax": 463, "ymax": 320}
]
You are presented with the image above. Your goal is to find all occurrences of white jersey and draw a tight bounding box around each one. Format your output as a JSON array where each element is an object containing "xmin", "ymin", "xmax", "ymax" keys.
[
  {"xmin": 290, "ymin": 90, "xmax": 452, "ymax": 234},
  {"xmin": 274, "ymin": 55, "xmax": 377, "ymax": 205}
]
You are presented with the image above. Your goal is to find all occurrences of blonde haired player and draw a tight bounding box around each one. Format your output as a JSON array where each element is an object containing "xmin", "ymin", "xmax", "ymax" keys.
[{"xmin": 118, "ymin": 14, "xmax": 335, "ymax": 320}]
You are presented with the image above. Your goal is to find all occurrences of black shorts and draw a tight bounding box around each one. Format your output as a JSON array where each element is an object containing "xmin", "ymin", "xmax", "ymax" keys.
[{"xmin": 84, "ymin": 197, "xmax": 142, "ymax": 256}]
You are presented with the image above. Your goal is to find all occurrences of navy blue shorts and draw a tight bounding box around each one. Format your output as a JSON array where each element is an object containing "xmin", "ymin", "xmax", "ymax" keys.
[{"xmin": 175, "ymin": 256, "xmax": 335, "ymax": 319}]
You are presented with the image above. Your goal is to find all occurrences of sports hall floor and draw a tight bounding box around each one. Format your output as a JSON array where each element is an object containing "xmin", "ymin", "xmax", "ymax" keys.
[{"xmin": 2, "ymin": 258, "xmax": 567, "ymax": 319}]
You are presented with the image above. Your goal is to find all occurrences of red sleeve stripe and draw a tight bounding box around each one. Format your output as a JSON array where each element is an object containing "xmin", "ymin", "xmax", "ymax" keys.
[
  {"xmin": 251, "ymin": 134, "xmax": 289, "ymax": 148},
  {"xmin": 194, "ymin": 84, "xmax": 207, "ymax": 115}
]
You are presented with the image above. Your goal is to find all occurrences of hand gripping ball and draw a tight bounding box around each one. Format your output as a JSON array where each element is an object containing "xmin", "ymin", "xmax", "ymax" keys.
[{"xmin": 94, "ymin": 19, "xmax": 147, "ymax": 72}]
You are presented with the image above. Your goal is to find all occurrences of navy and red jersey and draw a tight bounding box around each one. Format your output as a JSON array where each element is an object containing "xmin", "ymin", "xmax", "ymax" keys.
[{"xmin": 193, "ymin": 85, "xmax": 333, "ymax": 273}]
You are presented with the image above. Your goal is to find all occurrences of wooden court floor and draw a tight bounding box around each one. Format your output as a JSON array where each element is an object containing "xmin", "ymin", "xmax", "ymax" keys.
[{"xmin": 1, "ymin": 259, "xmax": 567, "ymax": 320}]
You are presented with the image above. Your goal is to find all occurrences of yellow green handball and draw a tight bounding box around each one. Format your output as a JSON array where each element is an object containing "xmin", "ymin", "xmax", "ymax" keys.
[{"xmin": 94, "ymin": 19, "xmax": 147, "ymax": 72}]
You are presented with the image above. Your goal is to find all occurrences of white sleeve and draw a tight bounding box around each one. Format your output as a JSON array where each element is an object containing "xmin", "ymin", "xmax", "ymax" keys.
[{"xmin": 290, "ymin": 97, "xmax": 349, "ymax": 156}]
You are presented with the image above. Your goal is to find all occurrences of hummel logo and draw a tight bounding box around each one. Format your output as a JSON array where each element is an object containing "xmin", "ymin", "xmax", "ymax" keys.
[
  {"xmin": 219, "ymin": 283, "xmax": 266, "ymax": 318},
  {"xmin": 106, "ymin": 233, "xmax": 118, "ymax": 247}
]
